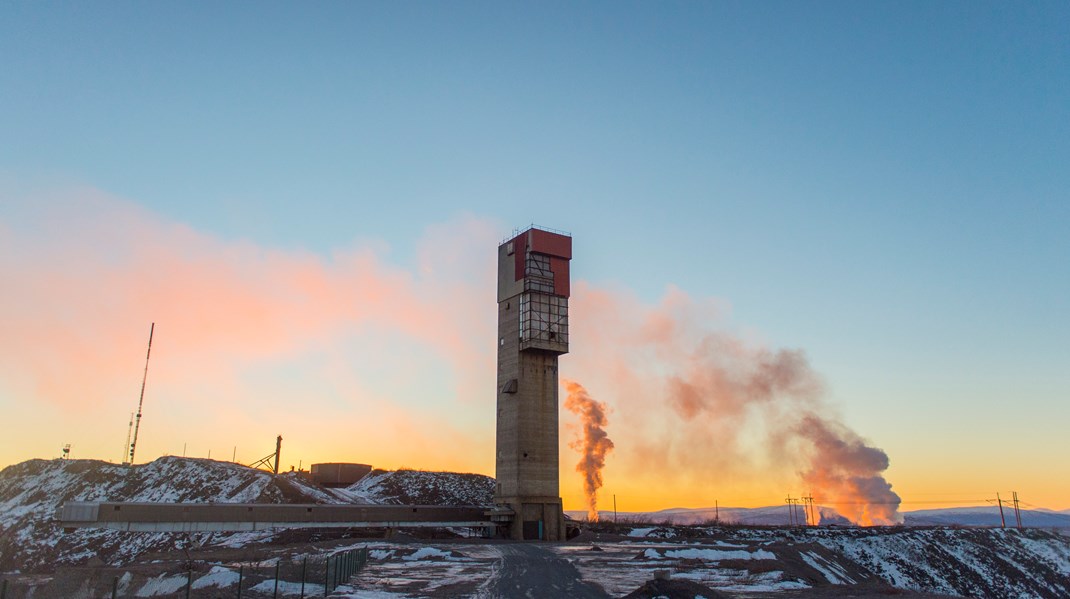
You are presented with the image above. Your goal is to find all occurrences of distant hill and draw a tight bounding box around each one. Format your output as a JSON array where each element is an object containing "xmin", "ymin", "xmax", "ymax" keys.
[
  {"xmin": 568, "ymin": 504, "xmax": 1070, "ymax": 530},
  {"xmin": 567, "ymin": 506, "xmax": 851, "ymax": 526},
  {"xmin": 904, "ymin": 506, "xmax": 1070, "ymax": 529}
]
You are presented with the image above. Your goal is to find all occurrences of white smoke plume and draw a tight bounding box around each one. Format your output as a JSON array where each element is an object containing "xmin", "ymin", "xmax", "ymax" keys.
[
  {"xmin": 563, "ymin": 380, "xmax": 614, "ymax": 521},
  {"xmin": 567, "ymin": 283, "xmax": 902, "ymax": 525}
]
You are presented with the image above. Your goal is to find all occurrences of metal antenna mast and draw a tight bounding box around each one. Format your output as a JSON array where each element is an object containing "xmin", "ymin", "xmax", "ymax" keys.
[
  {"xmin": 128, "ymin": 323, "xmax": 154, "ymax": 465},
  {"xmin": 122, "ymin": 412, "xmax": 134, "ymax": 465}
]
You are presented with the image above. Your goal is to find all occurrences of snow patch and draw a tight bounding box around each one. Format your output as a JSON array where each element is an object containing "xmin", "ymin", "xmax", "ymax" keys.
[
  {"xmin": 628, "ymin": 527, "xmax": 656, "ymax": 537},
  {"xmin": 800, "ymin": 551, "xmax": 855, "ymax": 585},
  {"xmin": 191, "ymin": 566, "xmax": 240, "ymax": 589},
  {"xmin": 402, "ymin": 547, "xmax": 454, "ymax": 561},
  {"xmin": 136, "ymin": 573, "xmax": 187, "ymax": 596},
  {"xmin": 643, "ymin": 547, "xmax": 776, "ymax": 561},
  {"xmin": 249, "ymin": 579, "xmax": 319, "ymax": 596}
]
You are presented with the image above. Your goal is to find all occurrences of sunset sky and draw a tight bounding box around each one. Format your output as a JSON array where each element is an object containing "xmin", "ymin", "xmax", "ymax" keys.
[{"xmin": 2, "ymin": 3, "xmax": 1067, "ymax": 513}]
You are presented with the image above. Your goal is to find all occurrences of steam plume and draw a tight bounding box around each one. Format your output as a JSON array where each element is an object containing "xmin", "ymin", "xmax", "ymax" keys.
[
  {"xmin": 567, "ymin": 284, "xmax": 902, "ymax": 525},
  {"xmin": 795, "ymin": 415, "xmax": 901, "ymax": 525},
  {"xmin": 563, "ymin": 380, "xmax": 614, "ymax": 521}
]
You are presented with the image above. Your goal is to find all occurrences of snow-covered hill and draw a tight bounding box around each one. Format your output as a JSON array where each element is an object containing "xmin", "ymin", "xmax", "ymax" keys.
[
  {"xmin": 0, "ymin": 457, "xmax": 344, "ymax": 572},
  {"xmin": 344, "ymin": 468, "xmax": 495, "ymax": 506},
  {"xmin": 811, "ymin": 526, "xmax": 1070, "ymax": 597},
  {"xmin": 0, "ymin": 457, "xmax": 496, "ymax": 574},
  {"xmin": 0, "ymin": 455, "xmax": 342, "ymax": 573},
  {"xmin": 611, "ymin": 525, "xmax": 1070, "ymax": 598}
]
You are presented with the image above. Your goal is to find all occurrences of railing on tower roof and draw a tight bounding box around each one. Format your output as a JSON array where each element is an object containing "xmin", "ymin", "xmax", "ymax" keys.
[{"xmin": 501, "ymin": 224, "xmax": 572, "ymax": 244}]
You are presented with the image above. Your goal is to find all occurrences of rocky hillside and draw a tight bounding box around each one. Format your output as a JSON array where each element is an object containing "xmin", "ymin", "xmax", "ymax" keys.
[
  {"xmin": 0, "ymin": 456, "xmax": 343, "ymax": 573},
  {"xmin": 344, "ymin": 468, "xmax": 495, "ymax": 506},
  {"xmin": 812, "ymin": 526, "xmax": 1070, "ymax": 598},
  {"xmin": 620, "ymin": 524, "xmax": 1070, "ymax": 598},
  {"xmin": 0, "ymin": 457, "xmax": 497, "ymax": 574}
]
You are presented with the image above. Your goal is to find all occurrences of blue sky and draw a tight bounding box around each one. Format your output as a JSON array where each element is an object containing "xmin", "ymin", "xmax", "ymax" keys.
[{"xmin": 2, "ymin": 2, "xmax": 1068, "ymax": 507}]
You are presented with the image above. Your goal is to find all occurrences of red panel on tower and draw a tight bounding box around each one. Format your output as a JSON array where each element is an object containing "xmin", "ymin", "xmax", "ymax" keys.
[
  {"xmin": 512, "ymin": 232, "xmax": 526, "ymax": 282},
  {"xmin": 550, "ymin": 257, "xmax": 570, "ymax": 297},
  {"xmin": 530, "ymin": 229, "xmax": 572, "ymax": 259}
]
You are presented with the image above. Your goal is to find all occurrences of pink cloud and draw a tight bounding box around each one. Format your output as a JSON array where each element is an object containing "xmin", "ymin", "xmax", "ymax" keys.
[{"xmin": 0, "ymin": 187, "xmax": 498, "ymax": 468}]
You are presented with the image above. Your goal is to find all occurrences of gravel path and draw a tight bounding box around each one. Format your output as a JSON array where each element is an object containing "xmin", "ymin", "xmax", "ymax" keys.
[{"xmin": 491, "ymin": 543, "xmax": 610, "ymax": 599}]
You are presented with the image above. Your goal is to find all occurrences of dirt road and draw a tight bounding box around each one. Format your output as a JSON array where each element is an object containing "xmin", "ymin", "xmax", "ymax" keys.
[{"xmin": 490, "ymin": 543, "xmax": 610, "ymax": 598}]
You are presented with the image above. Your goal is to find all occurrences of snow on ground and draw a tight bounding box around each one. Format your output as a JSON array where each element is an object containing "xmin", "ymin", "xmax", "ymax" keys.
[
  {"xmin": 5, "ymin": 457, "xmax": 1069, "ymax": 597},
  {"xmin": 801, "ymin": 550, "xmax": 856, "ymax": 585},
  {"xmin": 215, "ymin": 530, "xmax": 278, "ymax": 548},
  {"xmin": 1005, "ymin": 527, "xmax": 1070, "ymax": 577},
  {"xmin": 643, "ymin": 547, "xmax": 776, "ymax": 560},
  {"xmin": 323, "ymin": 486, "xmax": 373, "ymax": 504},
  {"xmin": 402, "ymin": 547, "xmax": 457, "ymax": 561},
  {"xmin": 628, "ymin": 527, "xmax": 656, "ymax": 537},
  {"xmin": 674, "ymin": 568, "xmax": 811, "ymax": 592},
  {"xmin": 344, "ymin": 469, "xmax": 495, "ymax": 506},
  {"xmin": 249, "ymin": 578, "xmax": 321, "ymax": 596},
  {"xmin": 191, "ymin": 565, "xmax": 240, "ymax": 589},
  {"xmin": 332, "ymin": 587, "xmax": 413, "ymax": 599},
  {"xmin": 814, "ymin": 527, "xmax": 1070, "ymax": 598},
  {"xmin": 347, "ymin": 542, "xmax": 501, "ymax": 597},
  {"xmin": 135, "ymin": 573, "xmax": 187, "ymax": 597},
  {"xmin": 561, "ymin": 541, "xmax": 807, "ymax": 596}
]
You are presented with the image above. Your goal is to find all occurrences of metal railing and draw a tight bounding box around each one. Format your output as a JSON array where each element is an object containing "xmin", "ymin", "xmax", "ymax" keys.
[{"xmin": 501, "ymin": 224, "xmax": 572, "ymax": 244}]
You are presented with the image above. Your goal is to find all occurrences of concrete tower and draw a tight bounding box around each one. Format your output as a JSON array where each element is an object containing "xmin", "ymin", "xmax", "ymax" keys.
[{"xmin": 494, "ymin": 226, "xmax": 571, "ymax": 541}]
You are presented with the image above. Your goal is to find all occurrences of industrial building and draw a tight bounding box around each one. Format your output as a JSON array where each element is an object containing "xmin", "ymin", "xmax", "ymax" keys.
[
  {"xmin": 494, "ymin": 226, "xmax": 572, "ymax": 541},
  {"xmin": 310, "ymin": 462, "xmax": 372, "ymax": 487},
  {"xmin": 60, "ymin": 502, "xmax": 492, "ymax": 533}
]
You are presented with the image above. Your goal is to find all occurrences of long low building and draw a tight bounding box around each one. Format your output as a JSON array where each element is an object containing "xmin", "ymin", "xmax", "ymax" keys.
[{"xmin": 59, "ymin": 502, "xmax": 496, "ymax": 533}]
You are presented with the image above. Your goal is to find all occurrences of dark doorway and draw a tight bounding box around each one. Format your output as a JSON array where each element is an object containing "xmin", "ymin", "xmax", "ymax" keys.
[{"xmin": 522, "ymin": 520, "xmax": 542, "ymax": 540}]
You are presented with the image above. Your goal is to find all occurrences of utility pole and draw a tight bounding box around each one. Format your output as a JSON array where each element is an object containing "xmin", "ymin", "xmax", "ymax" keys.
[
  {"xmin": 715, "ymin": 500, "xmax": 719, "ymax": 524},
  {"xmin": 1012, "ymin": 491, "xmax": 1023, "ymax": 529},
  {"xmin": 996, "ymin": 493, "xmax": 1006, "ymax": 528},
  {"xmin": 128, "ymin": 323, "xmax": 154, "ymax": 465},
  {"xmin": 273, "ymin": 435, "xmax": 282, "ymax": 475},
  {"xmin": 785, "ymin": 496, "xmax": 796, "ymax": 526},
  {"xmin": 802, "ymin": 494, "xmax": 815, "ymax": 526},
  {"xmin": 613, "ymin": 494, "xmax": 617, "ymax": 524}
]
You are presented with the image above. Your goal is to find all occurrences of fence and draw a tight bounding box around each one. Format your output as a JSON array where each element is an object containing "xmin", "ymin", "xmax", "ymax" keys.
[{"xmin": 0, "ymin": 546, "xmax": 369, "ymax": 598}]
